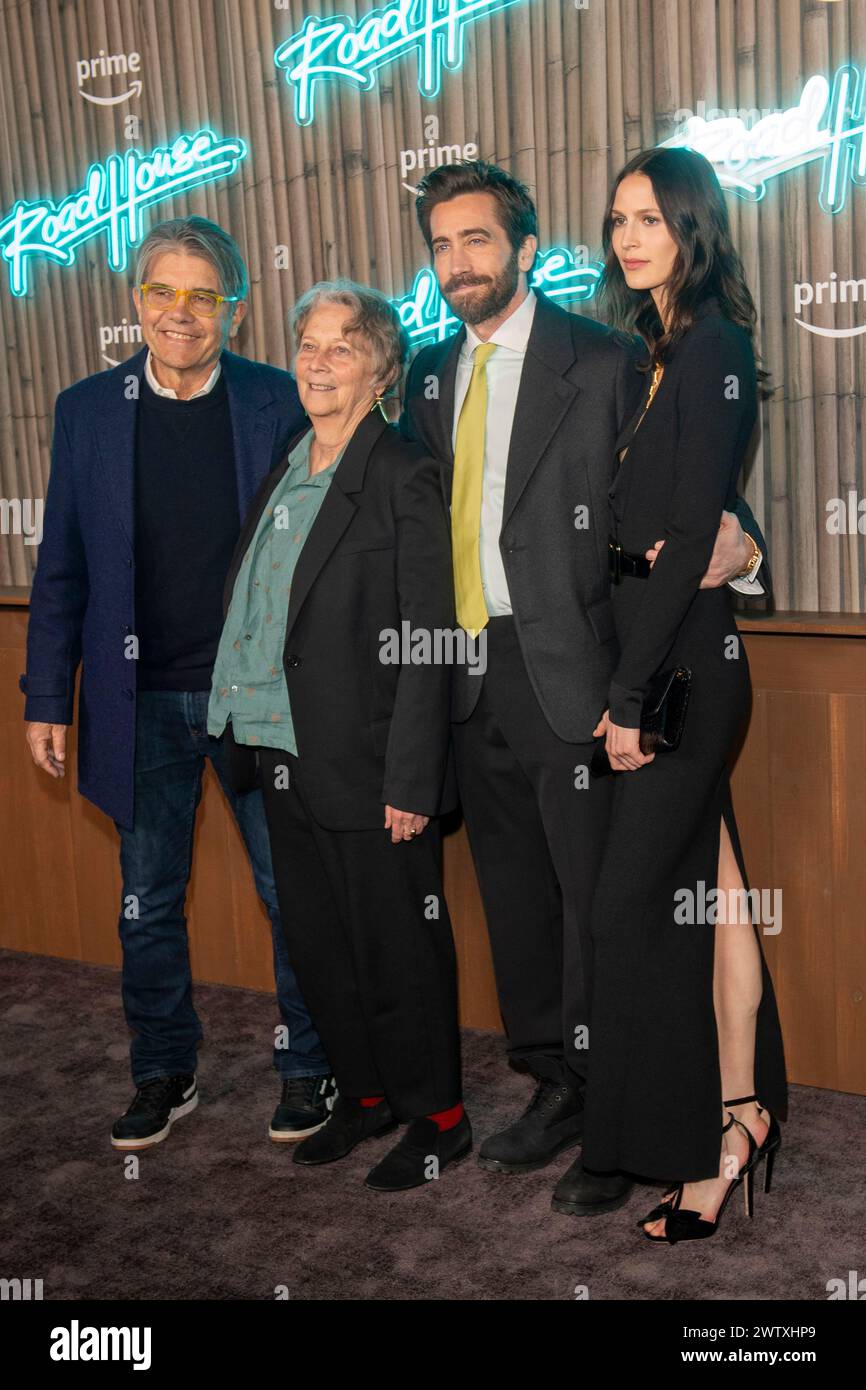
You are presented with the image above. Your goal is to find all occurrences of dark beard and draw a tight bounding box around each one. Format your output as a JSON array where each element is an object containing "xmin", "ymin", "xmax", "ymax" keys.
[{"xmin": 443, "ymin": 247, "xmax": 521, "ymax": 326}]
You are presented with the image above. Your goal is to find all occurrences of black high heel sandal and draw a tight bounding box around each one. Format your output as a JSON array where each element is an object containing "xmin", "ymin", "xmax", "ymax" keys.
[
  {"xmin": 637, "ymin": 1110, "xmax": 758, "ymax": 1244},
  {"xmin": 724, "ymin": 1092, "xmax": 782, "ymax": 1195}
]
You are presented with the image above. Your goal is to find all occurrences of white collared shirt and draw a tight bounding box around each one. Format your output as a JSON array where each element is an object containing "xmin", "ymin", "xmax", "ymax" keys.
[
  {"xmin": 144, "ymin": 350, "xmax": 222, "ymax": 400},
  {"xmin": 451, "ymin": 288, "xmax": 538, "ymax": 616}
]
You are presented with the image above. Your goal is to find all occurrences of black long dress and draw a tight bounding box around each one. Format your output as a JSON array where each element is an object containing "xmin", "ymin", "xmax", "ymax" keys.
[{"xmin": 581, "ymin": 296, "xmax": 788, "ymax": 1183}]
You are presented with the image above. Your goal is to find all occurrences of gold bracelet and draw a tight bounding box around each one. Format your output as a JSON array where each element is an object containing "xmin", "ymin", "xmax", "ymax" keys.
[{"xmin": 739, "ymin": 532, "xmax": 761, "ymax": 580}]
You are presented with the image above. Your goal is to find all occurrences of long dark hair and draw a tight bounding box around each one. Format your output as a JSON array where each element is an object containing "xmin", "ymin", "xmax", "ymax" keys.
[{"xmin": 598, "ymin": 147, "xmax": 772, "ymax": 398}]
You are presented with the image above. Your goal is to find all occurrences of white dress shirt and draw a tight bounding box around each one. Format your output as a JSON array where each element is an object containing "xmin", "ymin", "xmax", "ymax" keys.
[
  {"xmin": 144, "ymin": 350, "xmax": 222, "ymax": 400},
  {"xmin": 450, "ymin": 288, "xmax": 764, "ymax": 609}
]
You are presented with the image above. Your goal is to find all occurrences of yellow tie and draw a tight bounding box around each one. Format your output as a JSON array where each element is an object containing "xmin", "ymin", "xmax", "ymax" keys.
[{"xmin": 452, "ymin": 342, "xmax": 497, "ymax": 637}]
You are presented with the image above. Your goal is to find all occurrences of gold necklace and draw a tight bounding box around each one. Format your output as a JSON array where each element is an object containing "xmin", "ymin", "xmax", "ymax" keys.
[
  {"xmin": 634, "ymin": 362, "xmax": 664, "ymax": 432},
  {"xmin": 646, "ymin": 361, "xmax": 664, "ymax": 407}
]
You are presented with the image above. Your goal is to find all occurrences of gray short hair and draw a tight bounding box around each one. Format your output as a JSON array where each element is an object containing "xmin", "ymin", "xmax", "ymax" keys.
[
  {"xmin": 134, "ymin": 216, "xmax": 248, "ymax": 300},
  {"xmin": 292, "ymin": 279, "xmax": 408, "ymax": 392}
]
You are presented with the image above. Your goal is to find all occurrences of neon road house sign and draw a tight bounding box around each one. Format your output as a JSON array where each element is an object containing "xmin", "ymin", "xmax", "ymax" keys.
[
  {"xmin": 662, "ymin": 63, "xmax": 866, "ymax": 215},
  {"xmin": 0, "ymin": 130, "xmax": 247, "ymax": 297},
  {"xmin": 275, "ymin": 0, "xmax": 528, "ymax": 126}
]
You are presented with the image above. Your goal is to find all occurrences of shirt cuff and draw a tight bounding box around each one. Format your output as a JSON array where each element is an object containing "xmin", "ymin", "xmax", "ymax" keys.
[{"xmin": 727, "ymin": 551, "xmax": 765, "ymax": 596}]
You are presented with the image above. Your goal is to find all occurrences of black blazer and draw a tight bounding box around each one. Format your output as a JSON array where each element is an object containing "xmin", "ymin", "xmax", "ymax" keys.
[
  {"xmin": 607, "ymin": 295, "xmax": 760, "ymax": 726},
  {"xmin": 400, "ymin": 289, "xmax": 769, "ymax": 743},
  {"xmin": 222, "ymin": 410, "xmax": 456, "ymax": 830},
  {"xmin": 401, "ymin": 290, "xmax": 647, "ymax": 741}
]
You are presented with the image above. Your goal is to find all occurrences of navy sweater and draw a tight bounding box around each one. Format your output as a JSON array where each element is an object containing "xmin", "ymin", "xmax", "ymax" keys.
[{"xmin": 133, "ymin": 371, "xmax": 240, "ymax": 690}]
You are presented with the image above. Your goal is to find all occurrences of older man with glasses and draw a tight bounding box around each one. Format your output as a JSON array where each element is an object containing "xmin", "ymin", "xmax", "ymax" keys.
[{"xmin": 21, "ymin": 215, "xmax": 335, "ymax": 1150}]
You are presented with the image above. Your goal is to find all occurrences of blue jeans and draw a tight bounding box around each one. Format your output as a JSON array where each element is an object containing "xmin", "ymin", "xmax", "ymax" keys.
[{"xmin": 115, "ymin": 689, "xmax": 330, "ymax": 1085}]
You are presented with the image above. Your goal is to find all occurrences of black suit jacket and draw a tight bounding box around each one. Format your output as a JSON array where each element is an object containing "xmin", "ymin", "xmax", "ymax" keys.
[
  {"xmin": 608, "ymin": 296, "xmax": 761, "ymax": 725},
  {"xmin": 401, "ymin": 289, "xmax": 769, "ymax": 743},
  {"xmin": 222, "ymin": 411, "xmax": 456, "ymax": 830}
]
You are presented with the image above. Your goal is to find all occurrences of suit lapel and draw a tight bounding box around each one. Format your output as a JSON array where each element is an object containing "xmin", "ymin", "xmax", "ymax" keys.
[
  {"xmin": 284, "ymin": 410, "xmax": 389, "ymax": 643},
  {"xmin": 613, "ymin": 374, "xmax": 651, "ymax": 457},
  {"xmin": 94, "ymin": 347, "xmax": 147, "ymax": 552},
  {"xmin": 412, "ymin": 328, "xmax": 465, "ymax": 511},
  {"xmin": 221, "ymin": 350, "xmax": 279, "ymax": 519},
  {"xmin": 502, "ymin": 293, "xmax": 581, "ymax": 526},
  {"xmin": 220, "ymin": 437, "xmax": 300, "ymax": 617},
  {"xmin": 435, "ymin": 328, "xmax": 464, "ymax": 467}
]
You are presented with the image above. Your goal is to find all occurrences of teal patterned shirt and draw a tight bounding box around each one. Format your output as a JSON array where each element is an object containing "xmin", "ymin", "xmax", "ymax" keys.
[{"xmin": 207, "ymin": 429, "xmax": 341, "ymax": 753}]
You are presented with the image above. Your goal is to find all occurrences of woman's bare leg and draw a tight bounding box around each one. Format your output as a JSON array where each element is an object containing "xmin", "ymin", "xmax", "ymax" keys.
[{"xmin": 641, "ymin": 817, "xmax": 768, "ymax": 1236}]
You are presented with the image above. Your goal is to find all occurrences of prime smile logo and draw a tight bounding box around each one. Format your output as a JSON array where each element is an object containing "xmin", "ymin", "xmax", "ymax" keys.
[
  {"xmin": 275, "ymin": 0, "xmax": 528, "ymax": 126},
  {"xmin": 76, "ymin": 48, "xmax": 143, "ymax": 106},
  {"xmin": 794, "ymin": 272, "xmax": 866, "ymax": 337}
]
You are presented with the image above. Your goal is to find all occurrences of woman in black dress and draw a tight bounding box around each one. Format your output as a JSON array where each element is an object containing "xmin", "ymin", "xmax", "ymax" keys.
[{"xmin": 581, "ymin": 147, "xmax": 788, "ymax": 1242}]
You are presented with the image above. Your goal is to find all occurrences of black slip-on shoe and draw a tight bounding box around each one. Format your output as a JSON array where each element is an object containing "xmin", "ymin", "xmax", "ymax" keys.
[
  {"xmin": 110, "ymin": 1074, "xmax": 198, "ymax": 1150},
  {"xmin": 269, "ymin": 1074, "xmax": 337, "ymax": 1142},
  {"xmin": 292, "ymin": 1094, "xmax": 397, "ymax": 1165},
  {"xmin": 478, "ymin": 1077, "xmax": 583, "ymax": 1173},
  {"xmin": 551, "ymin": 1154, "xmax": 634, "ymax": 1215},
  {"xmin": 364, "ymin": 1113, "xmax": 473, "ymax": 1192}
]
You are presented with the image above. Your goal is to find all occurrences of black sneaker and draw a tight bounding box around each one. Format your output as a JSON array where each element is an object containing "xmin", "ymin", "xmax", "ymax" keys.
[
  {"xmin": 269, "ymin": 1074, "xmax": 337, "ymax": 1142},
  {"xmin": 110, "ymin": 1074, "xmax": 198, "ymax": 1150}
]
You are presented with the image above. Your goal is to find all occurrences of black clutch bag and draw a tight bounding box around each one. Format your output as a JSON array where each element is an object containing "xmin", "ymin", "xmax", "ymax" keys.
[{"xmin": 590, "ymin": 666, "xmax": 692, "ymax": 776}]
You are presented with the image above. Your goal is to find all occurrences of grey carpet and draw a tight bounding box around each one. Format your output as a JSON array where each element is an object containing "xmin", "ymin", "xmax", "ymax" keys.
[{"xmin": 1, "ymin": 948, "xmax": 863, "ymax": 1301}]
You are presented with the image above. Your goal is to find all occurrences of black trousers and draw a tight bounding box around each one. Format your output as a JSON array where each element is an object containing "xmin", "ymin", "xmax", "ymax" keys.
[
  {"xmin": 258, "ymin": 747, "xmax": 462, "ymax": 1120},
  {"xmin": 452, "ymin": 616, "xmax": 614, "ymax": 1085}
]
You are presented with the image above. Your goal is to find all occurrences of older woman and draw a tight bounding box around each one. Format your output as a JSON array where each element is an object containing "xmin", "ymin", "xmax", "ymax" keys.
[{"xmin": 207, "ymin": 280, "xmax": 469, "ymax": 1191}]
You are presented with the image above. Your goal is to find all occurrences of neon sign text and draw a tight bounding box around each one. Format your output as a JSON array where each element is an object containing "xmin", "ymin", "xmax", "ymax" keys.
[
  {"xmin": 0, "ymin": 130, "xmax": 247, "ymax": 296},
  {"xmin": 275, "ymin": 0, "xmax": 527, "ymax": 127},
  {"xmin": 394, "ymin": 247, "xmax": 601, "ymax": 347},
  {"xmin": 662, "ymin": 65, "xmax": 866, "ymax": 214}
]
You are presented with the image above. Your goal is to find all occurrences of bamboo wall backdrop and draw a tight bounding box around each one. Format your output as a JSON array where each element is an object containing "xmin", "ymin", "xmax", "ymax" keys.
[{"xmin": 1, "ymin": 0, "xmax": 865, "ymax": 611}]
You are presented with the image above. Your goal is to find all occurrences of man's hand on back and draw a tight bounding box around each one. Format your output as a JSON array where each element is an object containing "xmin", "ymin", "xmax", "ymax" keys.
[{"xmin": 644, "ymin": 510, "xmax": 753, "ymax": 588}]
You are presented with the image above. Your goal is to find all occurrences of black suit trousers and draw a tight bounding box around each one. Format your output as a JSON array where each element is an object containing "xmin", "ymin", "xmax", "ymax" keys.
[
  {"xmin": 452, "ymin": 616, "xmax": 614, "ymax": 1086},
  {"xmin": 258, "ymin": 746, "xmax": 462, "ymax": 1120}
]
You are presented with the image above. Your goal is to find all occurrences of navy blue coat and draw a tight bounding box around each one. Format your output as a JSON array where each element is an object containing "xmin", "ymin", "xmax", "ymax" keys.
[{"xmin": 19, "ymin": 346, "xmax": 306, "ymax": 829}]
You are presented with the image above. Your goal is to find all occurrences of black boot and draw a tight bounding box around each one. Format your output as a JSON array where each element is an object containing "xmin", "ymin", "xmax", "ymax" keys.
[
  {"xmin": 551, "ymin": 1154, "xmax": 634, "ymax": 1215},
  {"xmin": 478, "ymin": 1076, "xmax": 583, "ymax": 1174},
  {"xmin": 292, "ymin": 1095, "xmax": 397, "ymax": 1165}
]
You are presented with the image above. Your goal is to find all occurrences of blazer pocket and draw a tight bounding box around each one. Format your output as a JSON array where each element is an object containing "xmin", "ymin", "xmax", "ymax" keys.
[
  {"xmin": 371, "ymin": 716, "xmax": 391, "ymax": 756},
  {"xmin": 586, "ymin": 595, "xmax": 616, "ymax": 645}
]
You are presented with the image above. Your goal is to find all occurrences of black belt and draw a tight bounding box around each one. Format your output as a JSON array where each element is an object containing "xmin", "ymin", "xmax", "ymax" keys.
[{"xmin": 608, "ymin": 537, "xmax": 651, "ymax": 582}]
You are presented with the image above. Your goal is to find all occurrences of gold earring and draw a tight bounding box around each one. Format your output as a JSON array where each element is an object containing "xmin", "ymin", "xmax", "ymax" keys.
[{"xmin": 371, "ymin": 391, "xmax": 388, "ymax": 421}]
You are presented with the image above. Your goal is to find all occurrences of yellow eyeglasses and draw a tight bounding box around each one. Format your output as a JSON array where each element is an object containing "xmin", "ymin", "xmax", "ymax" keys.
[{"xmin": 139, "ymin": 283, "xmax": 240, "ymax": 318}]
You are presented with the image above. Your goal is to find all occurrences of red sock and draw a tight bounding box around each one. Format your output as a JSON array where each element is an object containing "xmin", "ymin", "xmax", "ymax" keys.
[
  {"xmin": 427, "ymin": 1101, "xmax": 464, "ymax": 1131},
  {"xmin": 359, "ymin": 1094, "xmax": 385, "ymax": 1107}
]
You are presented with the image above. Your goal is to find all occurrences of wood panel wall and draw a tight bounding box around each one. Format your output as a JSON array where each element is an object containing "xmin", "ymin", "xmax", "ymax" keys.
[
  {"xmin": 1, "ymin": 0, "xmax": 866, "ymax": 609},
  {"xmin": 2, "ymin": 599, "xmax": 864, "ymax": 1094}
]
